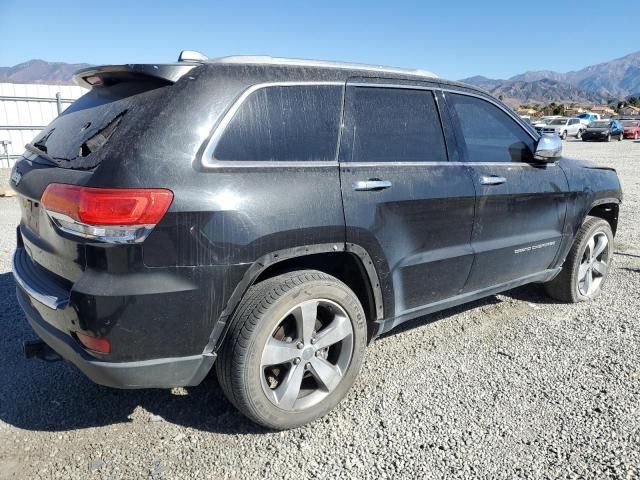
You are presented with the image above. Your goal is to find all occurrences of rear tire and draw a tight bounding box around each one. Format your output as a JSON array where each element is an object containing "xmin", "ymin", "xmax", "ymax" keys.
[
  {"xmin": 577, "ymin": 129, "xmax": 583, "ymax": 139},
  {"xmin": 634, "ymin": 132, "xmax": 638, "ymax": 140},
  {"xmin": 216, "ymin": 270, "xmax": 367, "ymax": 430},
  {"xmin": 545, "ymin": 216, "xmax": 613, "ymax": 303}
]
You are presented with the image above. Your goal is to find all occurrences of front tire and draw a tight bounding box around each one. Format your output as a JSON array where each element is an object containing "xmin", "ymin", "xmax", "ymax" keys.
[
  {"xmin": 216, "ymin": 270, "xmax": 367, "ymax": 429},
  {"xmin": 577, "ymin": 129, "xmax": 583, "ymax": 139},
  {"xmin": 561, "ymin": 130, "xmax": 568, "ymax": 140},
  {"xmin": 545, "ymin": 216, "xmax": 613, "ymax": 303},
  {"xmin": 618, "ymin": 133, "xmax": 623, "ymax": 141},
  {"xmin": 606, "ymin": 133, "xmax": 611, "ymax": 142}
]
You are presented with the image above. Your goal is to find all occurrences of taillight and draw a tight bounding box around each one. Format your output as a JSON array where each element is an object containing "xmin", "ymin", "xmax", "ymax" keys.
[
  {"xmin": 41, "ymin": 183, "xmax": 173, "ymax": 243},
  {"xmin": 76, "ymin": 332, "xmax": 111, "ymax": 354}
]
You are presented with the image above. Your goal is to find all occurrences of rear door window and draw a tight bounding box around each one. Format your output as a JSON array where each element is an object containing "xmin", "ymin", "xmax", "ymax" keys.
[
  {"xmin": 447, "ymin": 93, "xmax": 535, "ymax": 163},
  {"xmin": 340, "ymin": 86, "xmax": 447, "ymax": 163},
  {"xmin": 213, "ymin": 84, "xmax": 342, "ymax": 162}
]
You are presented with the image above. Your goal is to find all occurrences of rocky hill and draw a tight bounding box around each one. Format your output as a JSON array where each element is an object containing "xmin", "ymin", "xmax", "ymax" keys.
[
  {"xmin": 461, "ymin": 50, "xmax": 640, "ymax": 104},
  {"xmin": 0, "ymin": 59, "xmax": 91, "ymax": 85}
]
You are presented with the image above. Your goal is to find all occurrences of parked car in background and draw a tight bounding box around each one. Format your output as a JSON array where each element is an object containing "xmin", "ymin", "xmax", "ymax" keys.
[
  {"xmin": 577, "ymin": 112, "xmax": 601, "ymax": 125},
  {"xmin": 621, "ymin": 119, "xmax": 640, "ymax": 139},
  {"xmin": 532, "ymin": 115, "xmax": 560, "ymax": 128},
  {"xmin": 540, "ymin": 117, "xmax": 584, "ymax": 139},
  {"xmin": 582, "ymin": 119, "xmax": 624, "ymax": 141},
  {"xmin": 10, "ymin": 53, "xmax": 623, "ymax": 429}
]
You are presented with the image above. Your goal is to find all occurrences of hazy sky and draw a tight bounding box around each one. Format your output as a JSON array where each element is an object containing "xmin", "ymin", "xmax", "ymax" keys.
[{"xmin": 1, "ymin": 0, "xmax": 637, "ymax": 80}]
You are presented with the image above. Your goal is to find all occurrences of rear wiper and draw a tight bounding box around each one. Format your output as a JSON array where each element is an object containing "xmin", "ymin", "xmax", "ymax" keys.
[{"xmin": 25, "ymin": 143, "xmax": 58, "ymax": 165}]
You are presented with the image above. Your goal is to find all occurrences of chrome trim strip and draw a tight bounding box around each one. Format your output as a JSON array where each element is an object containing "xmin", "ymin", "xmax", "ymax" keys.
[
  {"xmin": 201, "ymin": 82, "xmax": 343, "ymax": 169},
  {"xmin": 12, "ymin": 250, "xmax": 69, "ymax": 310},
  {"xmin": 344, "ymin": 161, "xmax": 554, "ymax": 167}
]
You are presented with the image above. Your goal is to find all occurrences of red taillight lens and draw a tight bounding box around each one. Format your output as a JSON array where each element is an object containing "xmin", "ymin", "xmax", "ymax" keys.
[
  {"xmin": 42, "ymin": 184, "xmax": 173, "ymax": 226},
  {"xmin": 76, "ymin": 332, "xmax": 111, "ymax": 354},
  {"xmin": 41, "ymin": 184, "xmax": 173, "ymax": 243}
]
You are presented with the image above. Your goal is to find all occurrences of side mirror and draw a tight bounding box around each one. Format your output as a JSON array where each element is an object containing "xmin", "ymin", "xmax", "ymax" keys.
[{"xmin": 534, "ymin": 134, "xmax": 562, "ymax": 162}]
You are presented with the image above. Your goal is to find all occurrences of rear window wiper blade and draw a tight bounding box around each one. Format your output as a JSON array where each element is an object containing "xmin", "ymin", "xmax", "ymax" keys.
[{"xmin": 25, "ymin": 143, "xmax": 58, "ymax": 165}]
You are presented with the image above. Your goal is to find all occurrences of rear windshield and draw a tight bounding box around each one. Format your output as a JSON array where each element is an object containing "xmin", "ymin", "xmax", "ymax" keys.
[
  {"xmin": 622, "ymin": 120, "xmax": 638, "ymax": 127},
  {"xmin": 549, "ymin": 119, "xmax": 567, "ymax": 125},
  {"xmin": 27, "ymin": 80, "xmax": 169, "ymax": 169}
]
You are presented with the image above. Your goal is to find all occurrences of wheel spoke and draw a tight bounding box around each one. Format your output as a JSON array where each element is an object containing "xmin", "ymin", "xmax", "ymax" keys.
[
  {"xmin": 592, "ymin": 234, "xmax": 608, "ymax": 259},
  {"xmin": 578, "ymin": 262, "xmax": 590, "ymax": 282},
  {"xmin": 309, "ymin": 357, "xmax": 343, "ymax": 392},
  {"xmin": 585, "ymin": 236, "xmax": 595, "ymax": 262},
  {"xmin": 592, "ymin": 260, "xmax": 608, "ymax": 276},
  {"xmin": 261, "ymin": 338, "xmax": 300, "ymax": 366},
  {"xmin": 294, "ymin": 300, "xmax": 318, "ymax": 344},
  {"xmin": 315, "ymin": 314, "xmax": 352, "ymax": 349},
  {"xmin": 583, "ymin": 269, "xmax": 593, "ymax": 295},
  {"xmin": 274, "ymin": 362, "xmax": 305, "ymax": 409}
]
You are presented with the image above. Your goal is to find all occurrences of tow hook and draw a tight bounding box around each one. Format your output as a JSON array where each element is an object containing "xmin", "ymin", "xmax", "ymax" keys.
[{"xmin": 23, "ymin": 340, "xmax": 61, "ymax": 362}]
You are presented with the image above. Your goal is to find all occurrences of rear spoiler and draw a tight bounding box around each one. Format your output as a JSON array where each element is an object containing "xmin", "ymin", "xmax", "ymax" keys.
[{"xmin": 73, "ymin": 63, "xmax": 199, "ymax": 89}]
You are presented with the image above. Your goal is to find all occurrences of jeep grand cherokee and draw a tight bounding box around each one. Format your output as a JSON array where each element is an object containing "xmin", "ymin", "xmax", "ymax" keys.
[{"xmin": 10, "ymin": 52, "xmax": 622, "ymax": 429}]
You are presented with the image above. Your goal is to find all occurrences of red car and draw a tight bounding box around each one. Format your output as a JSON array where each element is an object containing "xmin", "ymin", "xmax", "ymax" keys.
[{"xmin": 622, "ymin": 119, "xmax": 640, "ymax": 139}]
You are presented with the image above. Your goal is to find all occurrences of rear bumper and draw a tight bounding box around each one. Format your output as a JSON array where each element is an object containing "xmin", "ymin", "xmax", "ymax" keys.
[
  {"xmin": 16, "ymin": 286, "xmax": 215, "ymax": 388},
  {"xmin": 581, "ymin": 134, "xmax": 608, "ymax": 141}
]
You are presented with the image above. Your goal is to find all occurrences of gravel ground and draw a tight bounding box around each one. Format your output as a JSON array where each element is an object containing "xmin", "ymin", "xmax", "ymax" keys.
[{"xmin": 0, "ymin": 140, "xmax": 638, "ymax": 479}]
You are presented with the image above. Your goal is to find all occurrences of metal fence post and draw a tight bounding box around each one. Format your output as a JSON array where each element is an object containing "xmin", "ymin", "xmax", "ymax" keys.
[
  {"xmin": 1, "ymin": 140, "xmax": 11, "ymax": 169},
  {"xmin": 56, "ymin": 92, "xmax": 62, "ymax": 115}
]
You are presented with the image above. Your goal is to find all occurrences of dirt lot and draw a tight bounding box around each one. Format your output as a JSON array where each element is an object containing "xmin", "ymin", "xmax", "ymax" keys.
[{"xmin": 0, "ymin": 140, "xmax": 638, "ymax": 479}]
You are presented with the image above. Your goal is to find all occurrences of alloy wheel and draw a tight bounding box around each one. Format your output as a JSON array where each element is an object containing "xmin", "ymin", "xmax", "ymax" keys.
[
  {"xmin": 577, "ymin": 231, "xmax": 610, "ymax": 297},
  {"xmin": 260, "ymin": 299, "xmax": 354, "ymax": 411}
]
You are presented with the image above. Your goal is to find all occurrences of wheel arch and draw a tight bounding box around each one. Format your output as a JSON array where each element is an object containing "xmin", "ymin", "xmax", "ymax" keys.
[
  {"xmin": 206, "ymin": 243, "xmax": 386, "ymax": 354},
  {"xmin": 587, "ymin": 199, "xmax": 620, "ymax": 235}
]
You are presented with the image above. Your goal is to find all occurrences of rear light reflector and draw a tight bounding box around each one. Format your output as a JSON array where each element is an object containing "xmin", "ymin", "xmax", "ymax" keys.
[
  {"xmin": 41, "ymin": 183, "xmax": 173, "ymax": 243},
  {"xmin": 76, "ymin": 332, "xmax": 111, "ymax": 354}
]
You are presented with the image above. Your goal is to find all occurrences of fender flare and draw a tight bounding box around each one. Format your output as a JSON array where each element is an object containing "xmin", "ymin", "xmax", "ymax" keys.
[
  {"xmin": 588, "ymin": 197, "xmax": 621, "ymax": 209},
  {"xmin": 203, "ymin": 242, "xmax": 385, "ymax": 354}
]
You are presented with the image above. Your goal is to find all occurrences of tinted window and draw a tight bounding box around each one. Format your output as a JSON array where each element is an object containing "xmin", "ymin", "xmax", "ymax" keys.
[
  {"xmin": 448, "ymin": 93, "xmax": 535, "ymax": 163},
  {"xmin": 342, "ymin": 87, "xmax": 447, "ymax": 163},
  {"xmin": 214, "ymin": 85, "xmax": 341, "ymax": 162}
]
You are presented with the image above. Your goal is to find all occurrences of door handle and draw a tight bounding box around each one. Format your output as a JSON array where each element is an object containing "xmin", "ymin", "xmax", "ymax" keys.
[
  {"xmin": 480, "ymin": 175, "xmax": 507, "ymax": 186},
  {"xmin": 352, "ymin": 179, "xmax": 393, "ymax": 191}
]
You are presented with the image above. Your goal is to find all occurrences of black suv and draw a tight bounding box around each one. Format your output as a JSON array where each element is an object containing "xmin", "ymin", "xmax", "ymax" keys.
[{"xmin": 11, "ymin": 53, "xmax": 622, "ymax": 429}]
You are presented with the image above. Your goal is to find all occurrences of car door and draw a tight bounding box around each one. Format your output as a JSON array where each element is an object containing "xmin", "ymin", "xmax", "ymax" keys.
[
  {"xmin": 568, "ymin": 119, "xmax": 578, "ymax": 135},
  {"xmin": 443, "ymin": 90, "xmax": 569, "ymax": 291},
  {"xmin": 339, "ymin": 80, "xmax": 477, "ymax": 319}
]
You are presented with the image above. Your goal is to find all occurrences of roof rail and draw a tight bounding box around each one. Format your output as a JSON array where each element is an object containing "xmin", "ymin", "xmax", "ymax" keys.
[
  {"xmin": 208, "ymin": 55, "xmax": 438, "ymax": 78},
  {"xmin": 178, "ymin": 50, "xmax": 209, "ymax": 62}
]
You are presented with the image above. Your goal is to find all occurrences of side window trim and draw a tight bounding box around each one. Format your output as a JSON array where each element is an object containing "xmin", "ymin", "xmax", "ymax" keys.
[
  {"xmin": 340, "ymin": 81, "xmax": 450, "ymax": 165},
  {"xmin": 201, "ymin": 81, "xmax": 344, "ymax": 169},
  {"xmin": 442, "ymin": 88, "xmax": 539, "ymax": 165}
]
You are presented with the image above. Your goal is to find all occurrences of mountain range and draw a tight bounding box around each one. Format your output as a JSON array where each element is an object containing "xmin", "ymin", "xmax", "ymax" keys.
[
  {"xmin": 1, "ymin": 52, "xmax": 639, "ymax": 105},
  {"xmin": 460, "ymin": 51, "xmax": 640, "ymax": 106},
  {"xmin": 0, "ymin": 59, "xmax": 91, "ymax": 85}
]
